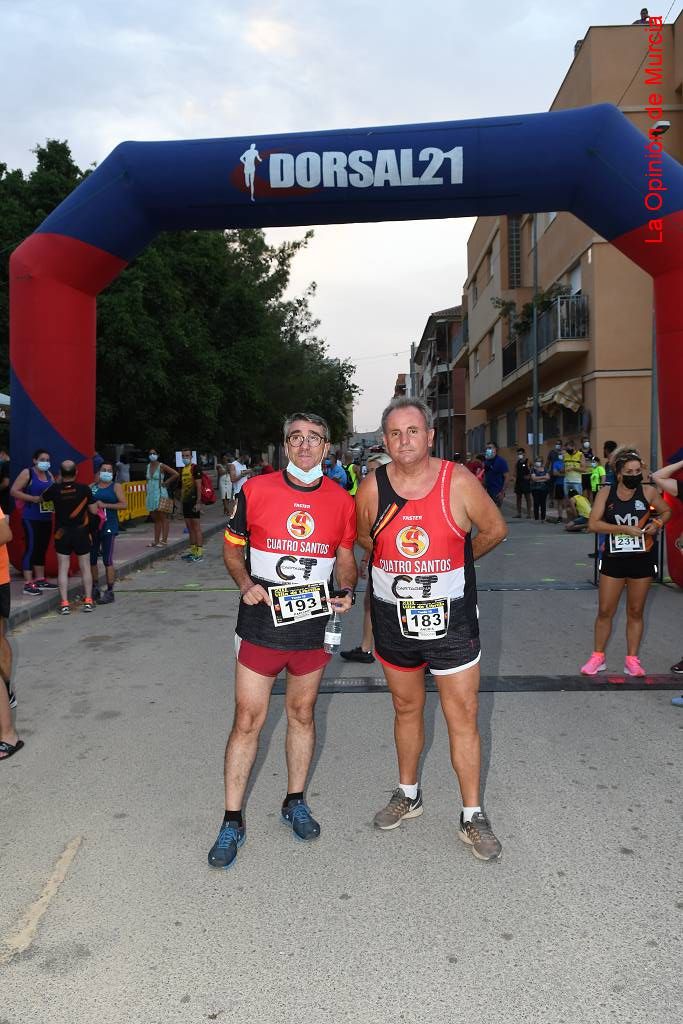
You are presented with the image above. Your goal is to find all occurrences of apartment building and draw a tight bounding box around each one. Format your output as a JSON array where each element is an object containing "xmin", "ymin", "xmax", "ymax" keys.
[
  {"xmin": 459, "ymin": 16, "xmax": 683, "ymax": 467},
  {"xmin": 409, "ymin": 305, "xmax": 467, "ymax": 458}
]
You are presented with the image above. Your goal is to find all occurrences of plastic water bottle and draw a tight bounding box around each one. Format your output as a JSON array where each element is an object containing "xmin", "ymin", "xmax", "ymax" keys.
[{"xmin": 323, "ymin": 611, "xmax": 343, "ymax": 654}]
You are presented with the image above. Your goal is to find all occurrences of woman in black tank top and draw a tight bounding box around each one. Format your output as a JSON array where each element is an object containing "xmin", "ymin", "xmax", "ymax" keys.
[{"xmin": 580, "ymin": 448, "xmax": 671, "ymax": 678}]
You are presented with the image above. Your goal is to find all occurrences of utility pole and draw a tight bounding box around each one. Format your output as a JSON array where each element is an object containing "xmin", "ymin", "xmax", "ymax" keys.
[{"xmin": 531, "ymin": 214, "xmax": 540, "ymax": 460}]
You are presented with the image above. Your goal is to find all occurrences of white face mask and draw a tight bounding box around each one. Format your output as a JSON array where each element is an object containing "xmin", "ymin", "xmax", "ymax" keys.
[
  {"xmin": 287, "ymin": 460, "xmax": 323, "ymax": 485},
  {"xmin": 149, "ymin": 453, "xmax": 158, "ymax": 462},
  {"xmin": 583, "ymin": 442, "xmax": 590, "ymax": 450}
]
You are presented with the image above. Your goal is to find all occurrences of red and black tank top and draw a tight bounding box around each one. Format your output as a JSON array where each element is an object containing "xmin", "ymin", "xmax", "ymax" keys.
[{"xmin": 369, "ymin": 460, "xmax": 476, "ymax": 606}]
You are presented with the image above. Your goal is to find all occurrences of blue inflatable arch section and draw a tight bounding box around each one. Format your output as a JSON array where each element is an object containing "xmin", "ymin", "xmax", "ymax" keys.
[{"xmin": 9, "ymin": 102, "xmax": 683, "ymax": 581}]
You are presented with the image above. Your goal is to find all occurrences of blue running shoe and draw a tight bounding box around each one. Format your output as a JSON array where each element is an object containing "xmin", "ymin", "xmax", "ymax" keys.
[
  {"xmin": 208, "ymin": 821, "xmax": 245, "ymax": 868},
  {"xmin": 671, "ymin": 695, "xmax": 683, "ymax": 707},
  {"xmin": 281, "ymin": 799, "xmax": 320, "ymax": 841}
]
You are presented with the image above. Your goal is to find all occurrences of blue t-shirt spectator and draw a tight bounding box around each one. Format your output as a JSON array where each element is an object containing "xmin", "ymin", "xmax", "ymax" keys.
[
  {"xmin": 325, "ymin": 460, "xmax": 348, "ymax": 488},
  {"xmin": 484, "ymin": 451, "xmax": 508, "ymax": 499}
]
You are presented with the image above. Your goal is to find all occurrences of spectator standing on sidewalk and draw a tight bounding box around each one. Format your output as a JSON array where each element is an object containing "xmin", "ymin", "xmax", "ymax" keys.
[
  {"xmin": 41, "ymin": 460, "xmax": 100, "ymax": 616},
  {"xmin": 589, "ymin": 456, "xmax": 606, "ymax": 503},
  {"xmin": 228, "ymin": 453, "xmax": 251, "ymax": 517},
  {"xmin": 603, "ymin": 440, "xmax": 618, "ymax": 486},
  {"xmin": 0, "ymin": 448, "xmax": 11, "ymax": 515},
  {"xmin": 483, "ymin": 442, "xmax": 508, "ymax": 507},
  {"xmin": 10, "ymin": 449, "xmax": 58, "ymax": 596},
  {"xmin": 563, "ymin": 440, "xmax": 584, "ymax": 499},
  {"xmin": 514, "ymin": 447, "xmax": 532, "ymax": 518},
  {"xmin": 530, "ymin": 458, "xmax": 550, "ymax": 521},
  {"xmin": 0, "ymin": 508, "xmax": 22, "ymax": 762},
  {"xmin": 580, "ymin": 437, "xmax": 594, "ymax": 495},
  {"xmin": 145, "ymin": 448, "xmax": 178, "ymax": 548},
  {"xmin": 651, "ymin": 454, "xmax": 683, "ymax": 684},
  {"xmin": 547, "ymin": 440, "xmax": 565, "ymax": 511},
  {"xmin": 466, "ymin": 454, "xmax": 485, "ymax": 483},
  {"xmin": 90, "ymin": 462, "xmax": 127, "ymax": 604},
  {"xmin": 324, "ymin": 451, "xmax": 348, "ymax": 489},
  {"xmin": 217, "ymin": 453, "xmax": 232, "ymax": 516},
  {"xmin": 179, "ymin": 449, "xmax": 204, "ymax": 562},
  {"xmin": 115, "ymin": 454, "xmax": 130, "ymax": 483}
]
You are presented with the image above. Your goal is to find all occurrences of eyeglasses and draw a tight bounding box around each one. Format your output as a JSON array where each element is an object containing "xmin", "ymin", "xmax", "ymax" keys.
[{"xmin": 287, "ymin": 432, "xmax": 326, "ymax": 448}]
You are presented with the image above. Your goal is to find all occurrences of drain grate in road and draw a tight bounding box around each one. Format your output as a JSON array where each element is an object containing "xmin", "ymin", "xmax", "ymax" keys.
[{"xmin": 272, "ymin": 675, "xmax": 680, "ymax": 694}]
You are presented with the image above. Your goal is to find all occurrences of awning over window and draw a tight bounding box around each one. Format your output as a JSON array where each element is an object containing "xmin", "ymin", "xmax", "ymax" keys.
[{"xmin": 525, "ymin": 378, "xmax": 582, "ymax": 413}]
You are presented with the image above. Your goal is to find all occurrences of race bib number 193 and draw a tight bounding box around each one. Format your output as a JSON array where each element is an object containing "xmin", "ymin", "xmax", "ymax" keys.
[{"xmin": 269, "ymin": 581, "xmax": 330, "ymax": 627}]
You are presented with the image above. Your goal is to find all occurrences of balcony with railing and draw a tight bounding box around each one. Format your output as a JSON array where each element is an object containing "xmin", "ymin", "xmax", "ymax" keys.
[{"xmin": 502, "ymin": 294, "xmax": 589, "ymax": 378}]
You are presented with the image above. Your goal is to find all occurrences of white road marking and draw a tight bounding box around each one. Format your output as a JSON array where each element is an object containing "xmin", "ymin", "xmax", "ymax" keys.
[{"xmin": 0, "ymin": 835, "xmax": 83, "ymax": 965}]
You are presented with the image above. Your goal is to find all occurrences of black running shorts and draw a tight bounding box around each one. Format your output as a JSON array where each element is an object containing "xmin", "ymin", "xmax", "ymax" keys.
[
  {"xmin": 599, "ymin": 552, "xmax": 656, "ymax": 580},
  {"xmin": 371, "ymin": 596, "xmax": 481, "ymax": 675},
  {"xmin": 54, "ymin": 526, "xmax": 91, "ymax": 557},
  {"xmin": 0, "ymin": 582, "xmax": 10, "ymax": 620}
]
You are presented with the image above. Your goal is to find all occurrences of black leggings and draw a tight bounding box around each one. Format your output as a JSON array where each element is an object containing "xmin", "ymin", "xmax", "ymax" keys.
[
  {"xmin": 532, "ymin": 490, "xmax": 547, "ymax": 521},
  {"xmin": 22, "ymin": 517, "xmax": 53, "ymax": 572}
]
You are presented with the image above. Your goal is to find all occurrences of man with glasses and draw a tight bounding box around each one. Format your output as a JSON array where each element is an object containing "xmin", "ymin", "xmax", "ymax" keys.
[{"xmin": 209, "ymin": 413, "xmax": 358, "ymax": 868}]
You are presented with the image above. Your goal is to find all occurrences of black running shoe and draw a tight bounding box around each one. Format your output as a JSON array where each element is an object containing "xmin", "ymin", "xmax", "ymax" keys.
[
  {"xmin": 281, "ymin": 799, "xmax": 321, "ymax": 841},
  {"xmin": 208, "ymin": 821, "xmax": 246, "ymax": 869},
  {"xmin": 670, "ymin": 658, "xmax": 683, "ymax": 674},
  {"xmin": 340, "ymin": 646, "xmax": 375, "ymax": 664}
]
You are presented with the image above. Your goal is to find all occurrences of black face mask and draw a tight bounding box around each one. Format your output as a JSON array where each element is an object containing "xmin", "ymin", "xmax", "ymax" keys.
[{"xmin": 621, "ymin": 473, "xmax": 642, "ymax": 489}]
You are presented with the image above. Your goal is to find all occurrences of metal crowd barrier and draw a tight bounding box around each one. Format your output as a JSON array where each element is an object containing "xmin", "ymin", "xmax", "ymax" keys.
[{"xmin": 118, "ymin": 481, "xmax": 148, "ymax": 522}]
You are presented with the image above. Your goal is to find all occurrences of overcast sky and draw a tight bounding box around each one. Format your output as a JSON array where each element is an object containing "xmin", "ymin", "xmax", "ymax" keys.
[{"xmin": 3, "ymin": 0, "xmax": 680, "ymax": 432}]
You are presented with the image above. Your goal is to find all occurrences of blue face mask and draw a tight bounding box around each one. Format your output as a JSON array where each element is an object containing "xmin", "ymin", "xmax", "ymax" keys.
[
  {"xmin": 37, "ymin": 460, "xmax": 50, "ymax": 471},
  {"xmin": 287, "ymin": 460, "xmax": 323, "ymax": 485},
  {"xmin": 99, "ymin": 471, "xmax": 113, "ymax": 483}
]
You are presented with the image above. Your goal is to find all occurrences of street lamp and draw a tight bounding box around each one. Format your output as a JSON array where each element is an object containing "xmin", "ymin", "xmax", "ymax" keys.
[{"xmin": 531, "ymin": 214, "xmax": 540, "ymax": 461}]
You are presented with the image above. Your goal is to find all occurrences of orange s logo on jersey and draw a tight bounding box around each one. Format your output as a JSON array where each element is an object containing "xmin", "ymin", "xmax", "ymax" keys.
[
  {"xmin": 396, "ymin": 525, "xmax": 430, "ymax": 558},
  {"xmin": 287, "ymin": 510, "xmax": 315, "ymax": 539}
]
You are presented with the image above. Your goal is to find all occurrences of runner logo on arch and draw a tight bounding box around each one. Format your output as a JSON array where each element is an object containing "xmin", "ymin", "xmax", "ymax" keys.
[
  {"xmin": 287, "ymin": 510, "xmax": 315, "ymax": 540},
  {"xmin": 396, "ymin": 525, "xmax": 430, "ymax": 558}
]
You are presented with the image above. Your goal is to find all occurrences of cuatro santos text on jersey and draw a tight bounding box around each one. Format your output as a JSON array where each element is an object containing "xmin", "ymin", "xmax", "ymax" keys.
[
  {"xmin": 370, "ymin": 460, "xmax": 477, "ymax": 606},
  {"xmin": 224, "ymin": 471, "xmax": 356, "ymax": 650}
]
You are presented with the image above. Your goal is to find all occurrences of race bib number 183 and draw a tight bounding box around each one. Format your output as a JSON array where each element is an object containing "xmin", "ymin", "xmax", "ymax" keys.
[{"xmin": 398, "ymin": 598, "xmax": 449, "ymax": 640}]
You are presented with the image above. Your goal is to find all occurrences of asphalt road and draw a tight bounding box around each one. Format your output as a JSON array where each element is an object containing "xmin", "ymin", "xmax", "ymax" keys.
[{"xmin": 1, "ymin": 518, "xmax": 681, "ymax": 1023}]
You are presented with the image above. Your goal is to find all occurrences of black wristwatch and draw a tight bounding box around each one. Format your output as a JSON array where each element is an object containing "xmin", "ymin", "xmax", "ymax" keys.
[{"xmin": 336, "ymin": 587, "xmax": 356, "ymax": 605}]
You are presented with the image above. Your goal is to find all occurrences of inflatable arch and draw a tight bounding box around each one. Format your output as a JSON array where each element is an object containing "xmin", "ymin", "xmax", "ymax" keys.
[{"xmin": 9, "ymin": 103, "xmax": 683, "ymax": 583}]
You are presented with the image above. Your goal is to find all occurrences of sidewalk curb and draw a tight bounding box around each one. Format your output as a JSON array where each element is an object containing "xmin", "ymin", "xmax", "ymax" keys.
[{"xmin": 8, "ymin": 518, "xmax": 227, "ymax": 631}]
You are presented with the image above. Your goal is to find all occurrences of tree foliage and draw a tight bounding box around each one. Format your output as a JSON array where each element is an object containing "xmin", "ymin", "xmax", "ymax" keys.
[{"xmin": 0, "ymin": 141, "xmax": 359, "ymax": 451}]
